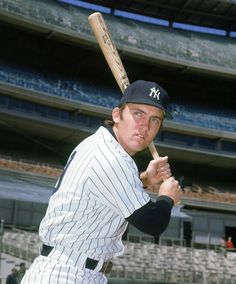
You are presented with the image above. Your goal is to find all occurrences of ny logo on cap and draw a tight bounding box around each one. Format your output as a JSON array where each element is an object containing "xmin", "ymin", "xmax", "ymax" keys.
[{"xmin": 149, "ymin": 87, "xmax": 160, "ymax": 100}]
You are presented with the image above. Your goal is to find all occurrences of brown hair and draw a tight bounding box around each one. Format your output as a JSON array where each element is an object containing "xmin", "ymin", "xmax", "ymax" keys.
[{"xmin": 104, "ymin": 104, "xmax": 126, "ymax": 127}]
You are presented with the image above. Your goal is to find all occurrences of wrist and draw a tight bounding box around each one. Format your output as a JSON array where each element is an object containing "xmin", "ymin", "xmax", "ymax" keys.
[
  {"xmin": 157, "ymin": 195, "xmax": 174, "ymax": 207},
  {"xmin": 144, "ymin": 183, "xmax": 161, "ymax": 193}
]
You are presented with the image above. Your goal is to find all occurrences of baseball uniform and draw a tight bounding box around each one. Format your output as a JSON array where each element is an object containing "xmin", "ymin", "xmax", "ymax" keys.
[
  {"xmin": 21, "ymin": 79, "xmax": 176, "ymax": 284},
  {"xmin": 21, "ymin": 126, "xmax": 152, "ymax": 284}
]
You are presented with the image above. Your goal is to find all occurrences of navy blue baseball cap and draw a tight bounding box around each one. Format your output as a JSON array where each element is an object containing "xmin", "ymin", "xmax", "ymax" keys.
[{"xmin": 119, "ymin": 80, "xmax": 173, "ymax": 119}]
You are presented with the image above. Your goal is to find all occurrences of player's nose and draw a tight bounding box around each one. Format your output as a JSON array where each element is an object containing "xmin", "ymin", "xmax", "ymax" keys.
[{"xmin": 138, "ymin": 117, "xmax": 151, "ymax": 130}]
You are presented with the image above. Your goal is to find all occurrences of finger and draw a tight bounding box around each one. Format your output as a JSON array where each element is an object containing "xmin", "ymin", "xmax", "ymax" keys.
[
  {"xmin": 154, "ymin": 156, "xmax": 168, "ymax": 162},
  {"xmin": 161, "ymin": 172, "xmax": 172, "ymax": 180},
  {"xmin": 150, "ymin": 156, "xmax": 168, "ymax": 167},
  {"xmin": 165, "ymin": 176, "xmax": 175, "ymax": 183},
  {"xmin": 158, "ymin": 163, "xmax": 170, "ymax": 171},
  {"xmin": 158, "ymin": 160, "xmax": 169, "ymax": 168},
  {"xmin": 158, "ymin": 168, "xmax": 171, "ymax": 179},
  {"xmin": 158, "ymin": 166, "xmax": 171, "ymax": 176}
]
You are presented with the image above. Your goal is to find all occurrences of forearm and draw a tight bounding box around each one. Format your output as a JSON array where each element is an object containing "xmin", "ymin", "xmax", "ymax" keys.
[{"xmin": 126, "ymin": 196, "xmax": 173, "ymax": 236}]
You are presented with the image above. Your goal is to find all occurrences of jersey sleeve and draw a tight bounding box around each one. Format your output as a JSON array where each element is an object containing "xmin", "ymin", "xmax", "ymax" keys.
[
  {"xmin": 87, "ymin": 144, "xmax": 150, "ymax": 218},
  {"xmin": 126, "ymin": 197, "xmax": 174, "ymax": 236}
]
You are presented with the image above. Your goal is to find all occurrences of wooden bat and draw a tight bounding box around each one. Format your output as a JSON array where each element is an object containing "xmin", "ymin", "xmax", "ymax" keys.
[{"xmin": 88, "ymin": 12, "xmax": 159, "ymax": 159}]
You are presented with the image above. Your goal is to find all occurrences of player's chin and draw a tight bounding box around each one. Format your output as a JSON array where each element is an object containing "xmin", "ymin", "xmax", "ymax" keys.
[{"xmin": 132, "ymin": 142, "xmax": 149, "ymax": 153}]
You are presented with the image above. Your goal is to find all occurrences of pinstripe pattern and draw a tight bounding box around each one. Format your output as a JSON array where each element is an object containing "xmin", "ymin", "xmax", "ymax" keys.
[
  {"xmin": 21, "ymin": 126, "xmax": 150, "ymax": 283},
  {"xmin": 21, "ymin": 255, "xmax": 107, "ymax": 283}
]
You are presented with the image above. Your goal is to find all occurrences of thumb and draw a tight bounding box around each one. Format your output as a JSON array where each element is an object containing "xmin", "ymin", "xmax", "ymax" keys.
[
  {"xmin": 157, "ymin": 156, "xmax": 168, "ymax": 162},
  {"xmin": 152, "ymin": 156, "xmax": 168, "ymax": 166}
]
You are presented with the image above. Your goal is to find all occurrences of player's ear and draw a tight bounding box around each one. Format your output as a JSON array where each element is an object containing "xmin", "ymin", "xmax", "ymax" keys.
[{"xmin": 112, "ymin": 107, "xmax": 121, "ymax": 123}]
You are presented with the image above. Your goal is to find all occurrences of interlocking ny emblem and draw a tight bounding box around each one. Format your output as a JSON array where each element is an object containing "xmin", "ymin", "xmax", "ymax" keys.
[{"xmin": 149, "ymin": 87, "xmax": 160, "ymax": 100}]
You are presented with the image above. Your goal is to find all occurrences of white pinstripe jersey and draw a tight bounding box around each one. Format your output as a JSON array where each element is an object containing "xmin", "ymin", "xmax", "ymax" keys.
[{"xmin": 39, "ymin": 126, "xmax": 150, "ymax": 260}]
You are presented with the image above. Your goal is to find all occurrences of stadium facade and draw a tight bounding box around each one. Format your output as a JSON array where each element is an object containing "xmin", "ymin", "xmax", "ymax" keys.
[{"xmin": 0, "ymin": 0, "xmax": 236, "ymax": 283}]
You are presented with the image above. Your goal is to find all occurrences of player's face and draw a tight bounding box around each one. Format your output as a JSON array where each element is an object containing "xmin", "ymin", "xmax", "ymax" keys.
[{"xmin": 112, "ymin": 103, "xmax": 163, "ymax": 155}]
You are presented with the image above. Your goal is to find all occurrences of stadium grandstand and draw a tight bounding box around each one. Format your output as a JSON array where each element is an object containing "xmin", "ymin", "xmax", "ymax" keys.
[{"xmin": 0, "ymin": 0, "xmax": 236, "ymax": 283}]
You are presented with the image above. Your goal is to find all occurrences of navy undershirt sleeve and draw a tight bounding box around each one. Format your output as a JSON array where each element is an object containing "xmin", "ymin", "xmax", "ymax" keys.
[{"xmin": 126, "ymin": 196, "xmax": 174, "ymax": 236}]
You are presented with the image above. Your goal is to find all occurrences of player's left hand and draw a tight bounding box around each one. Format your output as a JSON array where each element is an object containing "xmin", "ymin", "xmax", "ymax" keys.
[{"xmin": 140, "ymin": 156, "xmax": 171, "ymax": 189}]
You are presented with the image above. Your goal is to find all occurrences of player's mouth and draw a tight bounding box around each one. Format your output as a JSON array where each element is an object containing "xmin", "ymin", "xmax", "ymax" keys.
[{"xmin": 134, "ymin": 133, "xmax": 146, "ymax": 142}]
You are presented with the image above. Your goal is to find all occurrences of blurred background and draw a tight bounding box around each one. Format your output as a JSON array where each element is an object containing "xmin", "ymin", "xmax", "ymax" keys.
[{"xmin": 0, "ymin": 0, "xmax": 235, "ymax": 283}]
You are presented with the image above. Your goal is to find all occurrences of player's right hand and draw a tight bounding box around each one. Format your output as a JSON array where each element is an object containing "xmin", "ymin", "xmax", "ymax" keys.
[
  {"xmin": 140, "ymin": 156, "xmax": 171, "ymax": 188},
  {"xmin": 158, "ymin": 177, "xmax": 182, "ymax": 205}
]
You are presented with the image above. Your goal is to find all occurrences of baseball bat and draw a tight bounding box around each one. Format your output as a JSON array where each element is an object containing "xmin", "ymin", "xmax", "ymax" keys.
[{"xmin": 88, "ymin": 12, "xmax": 159, "ymax": 159}]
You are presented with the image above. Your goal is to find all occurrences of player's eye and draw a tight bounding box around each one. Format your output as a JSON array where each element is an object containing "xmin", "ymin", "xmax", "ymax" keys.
[
  {"xmin": 151, "ymin": 117, "xmax": 161, "ymax": 125},
  {"xmin": 133, "ymin": 111, "xmax": 143, "ymax": 119}
]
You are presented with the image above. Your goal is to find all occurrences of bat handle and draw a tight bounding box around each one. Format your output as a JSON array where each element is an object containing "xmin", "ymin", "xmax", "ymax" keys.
[{"xmin": 148, "ymin": 142, "xmax": 159, "ymax": 159}]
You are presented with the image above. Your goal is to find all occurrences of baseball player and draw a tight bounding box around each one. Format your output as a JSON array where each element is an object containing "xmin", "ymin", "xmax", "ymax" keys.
[{"xmin": 21, "ymin": 80, "xmax": 182, "ymax": 284}]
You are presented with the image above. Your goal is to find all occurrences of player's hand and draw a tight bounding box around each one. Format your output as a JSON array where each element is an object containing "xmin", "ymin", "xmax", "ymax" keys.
[
  {"xmin": 159, "ymin": 177, "xmax": 182, "ymax": 205},
  {"xmin": 140, "ymin": 156, "xmax": 171, "ymax": 188}
]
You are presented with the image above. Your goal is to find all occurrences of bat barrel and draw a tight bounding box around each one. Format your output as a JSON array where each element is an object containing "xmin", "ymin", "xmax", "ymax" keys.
[{"xmin": 88, "ymin": 12, "xmax": 159, "ymax": 160}]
